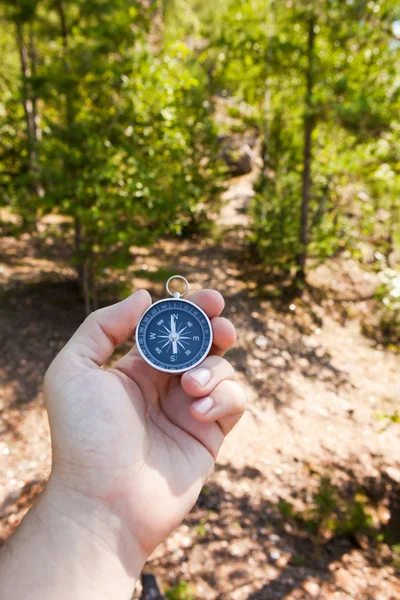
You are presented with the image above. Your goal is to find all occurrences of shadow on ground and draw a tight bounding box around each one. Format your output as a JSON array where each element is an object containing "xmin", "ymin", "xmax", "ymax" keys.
[
  {"xmin": 0, "ymin": 279, "xmax": 83, "ymax": 411},
  {"xmin": 138, "ymin": 241, "xmax": 352, "ymax": 410},
  {"xmin": 150, "ymin": 461, "xmax": 400, "ymax": 599}
]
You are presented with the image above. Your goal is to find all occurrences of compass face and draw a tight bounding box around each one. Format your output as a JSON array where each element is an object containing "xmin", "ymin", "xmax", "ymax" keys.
[{"xmin": 136, "ymin": 298, "xmax": 213, "ymax": 373}]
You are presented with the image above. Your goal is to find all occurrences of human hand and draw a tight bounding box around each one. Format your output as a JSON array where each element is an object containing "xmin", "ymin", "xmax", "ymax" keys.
[{"xmin": 43, "ymin": 289, "xmax": 245, "ymax": 571}]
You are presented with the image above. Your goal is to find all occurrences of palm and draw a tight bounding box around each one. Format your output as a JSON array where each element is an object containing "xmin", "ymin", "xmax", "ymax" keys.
[{"xmin": 50, "ymin": 351, "xmax": 218, "ymax": 555}]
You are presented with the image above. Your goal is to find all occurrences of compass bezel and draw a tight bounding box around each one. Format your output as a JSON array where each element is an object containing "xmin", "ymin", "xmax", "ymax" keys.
[{"xmin": 135, "ymin": 298, "xmax": 213, "ymax": 374}]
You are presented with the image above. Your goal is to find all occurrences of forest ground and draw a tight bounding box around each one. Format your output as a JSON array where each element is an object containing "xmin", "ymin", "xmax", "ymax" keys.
[{"xmin": 1, "ymin": 173, "xmax": 400, "ymax": 599}]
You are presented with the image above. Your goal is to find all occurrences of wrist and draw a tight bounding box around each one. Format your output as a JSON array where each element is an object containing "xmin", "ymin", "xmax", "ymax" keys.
[
  {"xmin": 0, "ymin": 476, "xmax": 147, "ymax": 600},
  {"xmin": 42, "ymin": 476, "xmax": 147, "ymax": 592}
]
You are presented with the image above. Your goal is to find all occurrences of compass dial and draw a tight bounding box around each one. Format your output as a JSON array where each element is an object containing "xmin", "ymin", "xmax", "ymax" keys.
[{"xmin": 136, "ymin": 298, "xmax": 213, "ymax": 373}]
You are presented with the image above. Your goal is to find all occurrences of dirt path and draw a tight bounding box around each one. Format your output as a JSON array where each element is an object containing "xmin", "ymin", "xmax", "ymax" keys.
[{"xmin": 1, "ymin": 185, "xmax": 400, "ymax": 599}]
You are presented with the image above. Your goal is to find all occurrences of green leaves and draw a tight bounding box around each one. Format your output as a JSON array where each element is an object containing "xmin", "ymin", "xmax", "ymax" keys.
[
  {"xmin": 202, "ymin": 0, "xmax": 400, "ymax": 277},
  {"xmin": 0, "ymin": 0, "xmax": 222, "ymax": 308}
]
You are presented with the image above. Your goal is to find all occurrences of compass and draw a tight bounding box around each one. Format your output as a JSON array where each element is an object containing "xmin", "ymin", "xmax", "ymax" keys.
[{"xmin": 135, "ymin": 275, "xmax": 213, "ymax": 374}]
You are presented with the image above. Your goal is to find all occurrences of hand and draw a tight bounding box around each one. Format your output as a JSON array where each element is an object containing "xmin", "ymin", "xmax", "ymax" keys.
[{"xmin": 44, "ymin": 289, "xmax": 245, "ymax": 568}]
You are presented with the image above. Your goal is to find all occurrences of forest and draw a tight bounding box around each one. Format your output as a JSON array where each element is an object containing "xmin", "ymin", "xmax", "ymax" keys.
[{"xmin": 0, "ymin": 0, "xmax": 400, "ymax": 599}]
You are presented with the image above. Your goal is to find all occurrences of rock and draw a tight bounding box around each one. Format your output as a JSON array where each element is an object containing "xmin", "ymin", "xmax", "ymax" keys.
[
  {"xmin": 219, "ymin": 135, "xmax": 256, "ymax": 175},
  {"xmin": 255, "ymin": 335, "xmax": 269, "ymax": 348},
  {"xmin": 386, "ymin": 466, "xmax": 400, "ymax": 483},
  {"xmin": 270, "ymin": 355, "xmax": 286, "ymax": 368},
  {"xmin": 269, "ymin": 549, "xmax": 281, "ymax": 560},
  {"xmin": 303, "ymin": 579, "xmax": 320, "ymax": 597},
  {"xmin": 335, "ymin": 568, "xmax": 358, "ymax": 594},
  {"xmin": 297, "ymin": 357, "xmax": 310, "ymax": 370}
]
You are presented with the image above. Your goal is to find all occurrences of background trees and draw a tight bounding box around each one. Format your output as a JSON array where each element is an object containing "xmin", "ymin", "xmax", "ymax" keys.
[
  {"xmin": 0, "ymin": 0, "xmax": 222, "ymax": 311},
  {"xmin": 0, "ymin": 0, "xmax": 399, "ymax": 305},
  {"xmin": 200, "ymin": 0, "xmax": 399, "ymax": 281}
]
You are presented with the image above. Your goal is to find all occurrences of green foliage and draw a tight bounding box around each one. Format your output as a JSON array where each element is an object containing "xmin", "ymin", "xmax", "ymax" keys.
[
  {"xmin": 0, "ymin": 0, "xmax": 223, "ymax": 310},
  {"xmin": 278, "ymin": 498, "xmax": 295, "ymax": 519},
  {"xmin": 1, "ymin": 0, "xmax": 399, "ymax": 305},
  {"xmin": 361, "ymin": 268, "xmax": 400, "ymax": 349},
  {"xmin": 291, "ymin": 554, "xmax": 306, "ymax": 566},
  {"xmin": 195, "ymin": 523, "xmax": 207, "ymax": 537},
  {"xmin": 165, "ymin": 579, "xmax": 195, "ymax": 600},
  {"xmin": 392, "ymin": 543, "xmax": 400, "ymax": 571},
  {"xmin": 280, "ymin": 477, "xmax": 377, "ymax": 541},
  {"xmin": 203, "ymin": 0, "xmax": 400, "ymax": 278},
  {"xmin": 376, "ymin": 410, "xmax": 400, "ymax": 431}
]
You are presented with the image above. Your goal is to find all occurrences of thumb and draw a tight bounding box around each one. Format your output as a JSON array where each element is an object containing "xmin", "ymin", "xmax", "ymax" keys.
[{"xmin": 63, "ymin": 289, "xmax": 152, "ymax": 368}]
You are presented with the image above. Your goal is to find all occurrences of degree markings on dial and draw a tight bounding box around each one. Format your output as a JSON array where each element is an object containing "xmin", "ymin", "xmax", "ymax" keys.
[{"xmin": 139, "ymin": 300, "xmax": 211, "ymax": 370}]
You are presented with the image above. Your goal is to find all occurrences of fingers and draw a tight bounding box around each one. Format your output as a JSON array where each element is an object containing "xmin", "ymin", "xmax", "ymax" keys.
[
  {"xmin": 187, "ymin": 289, "xmax": 225, "ymax": 319},
  {"xmin": 64, "ymin": 290, "xmax": 152, "ymax": 367},
  {"xmin": 187, "ymin": 290, "xmax": 236, "ymax": 356},
  {"xmin": 181, "ymin": 355, "xmax": 235, "ymax": 398},
  {"xmin": 190, "ymin": 380, "xmax": 246, "ymax": 436},
  {"xmin": 182, "ymin": 354, "xmax": 246, "ymax": 438},
  {"xmin": 210, "ymin": 317, "xmax": 237, "ymax": 356}
]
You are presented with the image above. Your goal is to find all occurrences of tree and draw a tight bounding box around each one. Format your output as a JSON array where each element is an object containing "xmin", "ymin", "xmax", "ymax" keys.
[
  {"xmin": 204, "ymin": 0, "xmax": 399, "ymax": 284},
  {"xmin": 0, "ymin": 0, "xmax": 43, "ymax": 227},
  {"xmin": 0, "ymin": 0, "xmax": 222, "ymax": 313}
]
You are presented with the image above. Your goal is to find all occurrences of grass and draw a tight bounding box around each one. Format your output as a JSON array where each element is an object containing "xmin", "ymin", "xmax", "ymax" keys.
[
  {"xmin": 165, "ymin": 579, "xmax": 195, "ymax": 600},
  {"xmin": 277, "ymin": 477, "xmax": 377, "ymax": 542}
]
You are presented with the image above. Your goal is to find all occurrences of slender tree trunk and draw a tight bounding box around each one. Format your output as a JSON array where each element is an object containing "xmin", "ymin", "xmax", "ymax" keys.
[
  {"xmin": 28, "ymin": 24, "xmax": 41, "ymax": 146},
  {"xmin": 256, "ymin": 0, "xmax": 274, "ymax": 250},
  {"xmin": 16, "ymin": 23, "xmax": 36, "ymax": 157},
  {"xmin": 56, "ymin": 0, "xmax": 75, "ymax": 130},
  {"xmin": 82, "ymin": 260, "xmax": 92, "ymax": 316},
  {"xmin": 260, "ymin": 82, "xmax": 271, "ymax": 181},
  {"xmin": 56, "ymin": 2, "xmax": 95, "ymax": 313},
  {"xmin": 260, "ymin": 0, "xmax": 274, "ymax": 191},
  {"xmin": 75, "ymin": 218, "xmax": 94, "ymax": 315},
  {"xmin": 296, "ymin": 16, "xmax": 316, "ymax": 285},
  {"xmin": 16, "ymin": 20, "xmax": 41, "ymax": 226}
]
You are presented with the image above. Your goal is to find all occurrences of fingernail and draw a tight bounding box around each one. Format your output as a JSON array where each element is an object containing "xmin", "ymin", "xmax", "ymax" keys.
[
  {"xmin": 192, "ymin": 396, "xmax": 214, "ymax": 415},
  {"xmin": 188, "ymin": 368, "xmax": 211, "ymax": 387}
]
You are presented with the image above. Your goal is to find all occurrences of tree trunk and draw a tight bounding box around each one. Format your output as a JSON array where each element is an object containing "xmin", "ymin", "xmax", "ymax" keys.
[
  {"xmin": 260, "ymin": 0, "xmax": 274, "ymax": 191},
  {"xmin": 28, "ymin": 23, "xmax": 41, "ymax": 146},
  {"xmin": 56, "ymin": 2, "xmax": 95, "ymax": 313},
  {"xmin": 55, "ymin": 0, "xmax": 76, "ymax": 133},
  {"xmin": 82, "ymin": 260, "xmax": 92, "ymax": 316},
  {"xmin": 16, "ymin": 20, "xmax": 41, "ymax": 225},
  {"xmin": 74, "ymin": 217, "xmax": 94, "ymax": 315},
  {"xmin": 16, "ymin": 22, "xmax": 36, "ymax": 160},
  {"xmin": 296, "ymin": 16, "xmax": 316, "ymax": 286},
  {"xmin": 260, "ymin": 81, "xmax": 271, "ymax": 196}
]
